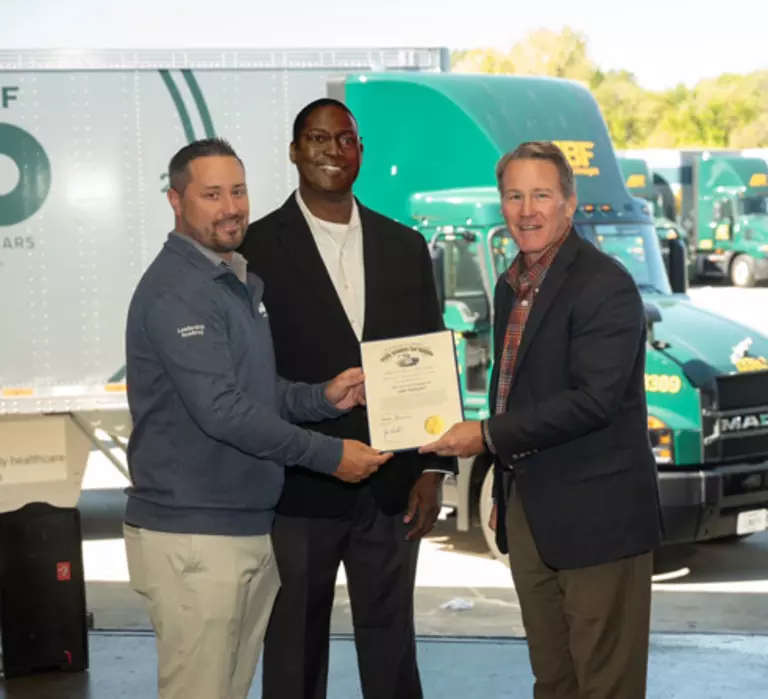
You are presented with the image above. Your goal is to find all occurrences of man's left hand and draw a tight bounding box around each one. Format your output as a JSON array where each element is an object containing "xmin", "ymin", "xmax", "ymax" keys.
[
  {"xmin": 404, "ymin": 472, "xmax": 444, "ymax": 540},
  {"xmin": 419, "ymin": 421, "xmax": 484, "ymax": 458},
  {"xmin": 325, "ymin": 368, "xmax": 366, "ymax": 411}
]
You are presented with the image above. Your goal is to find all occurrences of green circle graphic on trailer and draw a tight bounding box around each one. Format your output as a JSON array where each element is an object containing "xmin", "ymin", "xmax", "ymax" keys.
[
  {"xmin": 0, "ymin": 123, "xmax": 52, "ymax": 227},
  {"xmin": 107, "ymin": 69, "xmax": 218, "ymax": 386}
]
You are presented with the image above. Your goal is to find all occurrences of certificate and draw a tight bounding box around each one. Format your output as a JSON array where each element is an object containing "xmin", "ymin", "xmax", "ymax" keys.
[{"xmin": 360, "ymin": 330, "xmax": 464, "ymax": 451}]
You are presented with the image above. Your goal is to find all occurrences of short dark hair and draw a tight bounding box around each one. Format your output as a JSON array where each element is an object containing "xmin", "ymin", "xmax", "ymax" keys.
[
  {"xmin": 168, "ymin": 137, "xmax": 244, "ymax": 193},
  {"xmin": 291, "ymin": 98, "xmax": 357, "ymax": 144},
  {"xmin": 496, "ymin": 141, "xmax": 575, "ymax": 199}
]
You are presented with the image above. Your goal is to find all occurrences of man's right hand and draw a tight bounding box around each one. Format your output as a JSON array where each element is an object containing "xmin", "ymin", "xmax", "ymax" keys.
[
  {"xmin": 334, "ymin": 440, "xmax": 393, "ymax": 483},
  {"xmin": 489, "ymin": 503, "xmax": 498, "ymax": 532}
]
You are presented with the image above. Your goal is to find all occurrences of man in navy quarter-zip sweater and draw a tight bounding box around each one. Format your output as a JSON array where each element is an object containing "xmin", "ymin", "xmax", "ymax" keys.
[{"xmin": 123, "ymin": 138, "xmax": 391, "ymax": 699}]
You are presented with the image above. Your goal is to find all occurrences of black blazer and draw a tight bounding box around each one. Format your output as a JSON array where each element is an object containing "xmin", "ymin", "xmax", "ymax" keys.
[
  {"xmin": 238, "ymin": 193, "xmax": 458, "ymax": 518},
  {"xmin": 487, "ymin": 230, "xmax": 663, "ymax": 570}
]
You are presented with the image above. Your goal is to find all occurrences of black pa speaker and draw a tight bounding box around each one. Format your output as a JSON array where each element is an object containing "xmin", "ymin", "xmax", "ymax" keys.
[{"xmin": 0, "ymin": 502, "xmax": 89, "ymax": 678}]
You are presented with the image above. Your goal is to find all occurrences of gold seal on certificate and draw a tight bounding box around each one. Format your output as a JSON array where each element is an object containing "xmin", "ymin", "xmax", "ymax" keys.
[
  {"xmin": 424, "ymin": 415, "xmax": 444, "ymax": 435},
  {"xmin": 360, "ymin": 330, "xmax": 464, "ymax": 451}
]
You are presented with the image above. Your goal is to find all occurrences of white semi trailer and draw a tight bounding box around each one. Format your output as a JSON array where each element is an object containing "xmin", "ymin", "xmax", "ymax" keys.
[{"xmin": 0, "ymin": 47, "xmax": 447, "ymax": 514}]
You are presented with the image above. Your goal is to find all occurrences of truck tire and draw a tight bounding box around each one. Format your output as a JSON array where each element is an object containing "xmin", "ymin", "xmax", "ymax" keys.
[
  {"xmin": 479, "ymin": 467, "xmax": 508, "ymax": 565},
  {"xmin": 730, "ymin": 254, "xmax": 756, "ymax": 288}
]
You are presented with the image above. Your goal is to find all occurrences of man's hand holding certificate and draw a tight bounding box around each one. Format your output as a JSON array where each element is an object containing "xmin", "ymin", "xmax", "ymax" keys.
[{"xmin": 360, "ymin": 330, "xmax": 464, "ymax": 451}]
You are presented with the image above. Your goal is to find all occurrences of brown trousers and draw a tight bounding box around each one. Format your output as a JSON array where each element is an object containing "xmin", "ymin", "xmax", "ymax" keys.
[{"xmin": 506, "ymin": 487, "xmax": 653, "ymax": 699}]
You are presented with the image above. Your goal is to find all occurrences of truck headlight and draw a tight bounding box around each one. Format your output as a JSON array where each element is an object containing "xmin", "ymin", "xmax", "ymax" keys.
[{"xmin": 648, "ymin": 416, "xmax": 674, "ymax": 464}]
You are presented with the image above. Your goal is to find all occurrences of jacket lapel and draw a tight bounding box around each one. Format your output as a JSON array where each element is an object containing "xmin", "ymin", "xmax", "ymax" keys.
[
  {"xmin": 358, "ymin": 204, "xmax": 386, "ymax": 342},
  {"xmin": 275, "ymin": 194, "xmax": 360, "ymax": 347},
  {"xmin": 489, "ymin": 281, "xmax": 514, "ymax": 413},
  {"xmin": 509, "ymin": 229, "xmax": 581, "ymax": 390}
]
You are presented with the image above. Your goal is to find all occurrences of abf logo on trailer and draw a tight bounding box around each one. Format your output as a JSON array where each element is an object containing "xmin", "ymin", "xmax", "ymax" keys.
[
  {"xmin": 552, "ymin": 141, "xmax": 601, "ymax": 177},
  {"xmin": 0, "ymin": 85, "xmax": 52, "ymax": 228},
  {"xmin": 2, "ymin": 87, "xmax": 19, "ymax": 108}
]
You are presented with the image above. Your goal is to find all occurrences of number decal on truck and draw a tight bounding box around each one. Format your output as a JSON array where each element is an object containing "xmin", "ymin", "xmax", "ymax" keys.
[{"xmin": 645, "ymin": 374, "xmax": 682, "ymax": 393}]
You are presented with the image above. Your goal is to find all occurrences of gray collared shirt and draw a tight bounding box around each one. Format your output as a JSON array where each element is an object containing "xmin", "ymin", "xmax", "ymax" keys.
[{"xmin": 171, "ymin": 231, "xmax": 249, "ymax": 284}]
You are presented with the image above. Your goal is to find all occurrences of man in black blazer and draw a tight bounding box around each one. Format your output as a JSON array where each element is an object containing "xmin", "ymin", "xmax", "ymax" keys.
[
  {"xmin": 421, "ymin": 141, "xmax": 663, "ymax": 699},
  {"xmin": 237, "ymin": 98, "xmax": 457, "ymax": 699}
]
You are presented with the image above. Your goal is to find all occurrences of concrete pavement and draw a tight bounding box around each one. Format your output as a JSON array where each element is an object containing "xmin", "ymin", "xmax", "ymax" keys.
[
  {"xmin": 76, "ymin": 488, "xmax": 768, "ymax": 636},
  {"xmin": 2, "ymin": 632, "xmax": 767, "ymax": 698}
]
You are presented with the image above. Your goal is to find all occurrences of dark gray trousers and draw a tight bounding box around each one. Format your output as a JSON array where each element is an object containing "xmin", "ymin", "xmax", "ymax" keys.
[
  {"xmin": 506, "ymin": 486, "xmax": 653, "ymax": 699},
  {"xmin": 261, "ymin": 487, "xmax": 422, "ymax": 699}
]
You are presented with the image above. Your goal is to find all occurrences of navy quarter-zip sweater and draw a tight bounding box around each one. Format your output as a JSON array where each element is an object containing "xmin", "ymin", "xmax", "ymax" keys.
[{"xmin": 124, "ymin": 232, "xmax": 344, "ymax": 536}]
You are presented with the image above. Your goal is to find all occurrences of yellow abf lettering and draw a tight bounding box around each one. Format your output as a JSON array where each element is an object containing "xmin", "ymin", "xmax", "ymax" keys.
[{"xmin": 552, "ymin": 140, "xmax": 600, "ymax": 177}]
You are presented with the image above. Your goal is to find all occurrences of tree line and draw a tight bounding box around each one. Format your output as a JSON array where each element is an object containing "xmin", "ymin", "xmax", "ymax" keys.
[{"xmin": 451, "ymin": 28, "xmax": 768, "ymax": 149}]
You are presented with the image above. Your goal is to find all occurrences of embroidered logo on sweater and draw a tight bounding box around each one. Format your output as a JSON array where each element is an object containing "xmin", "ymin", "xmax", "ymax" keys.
[{"xmin": 177, "ymin": 324, "xmax": 205, "ymax": 338}]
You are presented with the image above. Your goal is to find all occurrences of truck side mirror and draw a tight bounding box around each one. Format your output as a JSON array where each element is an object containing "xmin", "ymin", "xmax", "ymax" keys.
[
  {"xmin": 644, "ymin": 301, "xmax": 664, "ymax": 346},
  {"xmin": 430, "ymin": 245, "xmax": 446, "ymax": 315},
  {"xmin": 667, "ymin": 237, "xmax": 688, "ymax": 294}
]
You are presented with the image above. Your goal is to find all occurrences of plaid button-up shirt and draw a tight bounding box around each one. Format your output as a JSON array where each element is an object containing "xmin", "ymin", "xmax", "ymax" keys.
[{"xmin": 482, "ymin": 231, "xmax": 570, "ymax": 459}]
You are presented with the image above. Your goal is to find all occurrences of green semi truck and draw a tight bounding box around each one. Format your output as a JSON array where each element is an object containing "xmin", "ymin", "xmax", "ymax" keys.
[
  {"xmin": 622, "ymin": 149, "xmax": 768, "ymax": 288},
  {"xmin": 618, "ymin": 156, "xmax": 691, "ymax": 280},
  {"xmin": 340, "ymin": 73, "xmax": 768, "ymax": 560}
]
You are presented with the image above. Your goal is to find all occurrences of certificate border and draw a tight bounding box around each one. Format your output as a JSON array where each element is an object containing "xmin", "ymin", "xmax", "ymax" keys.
[{"xmin": 360, "ymin": 329, "xmax": 465, "ymax": 453}]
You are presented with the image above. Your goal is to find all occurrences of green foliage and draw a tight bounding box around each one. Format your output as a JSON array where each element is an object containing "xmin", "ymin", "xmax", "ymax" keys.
[{"xmin": 451, "ymin": 29, "xmax": 768, "ymax": 149}]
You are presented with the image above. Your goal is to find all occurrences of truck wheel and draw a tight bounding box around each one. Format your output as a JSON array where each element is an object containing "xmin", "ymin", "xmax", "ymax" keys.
[
  {"xmin": 730, "ymin": 254, "xmax": 756, "ymax": 288},
  {"xmin": 479, "ymin": 467, "xmax": 508, "ymax": 566}
]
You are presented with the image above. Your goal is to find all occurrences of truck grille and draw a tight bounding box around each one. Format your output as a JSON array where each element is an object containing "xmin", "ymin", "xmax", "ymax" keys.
[{"xmin": 702, "ymin": 371, "xmax": 768, "ymax": 464}]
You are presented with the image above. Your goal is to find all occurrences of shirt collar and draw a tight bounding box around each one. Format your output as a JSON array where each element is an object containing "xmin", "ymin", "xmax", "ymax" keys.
[
  {"xmin": 506, "ymin": 229, "xmax": 571, "ymax": 294},
  {"xmin": 170, "ymin": 231, "xmax": 248, "ymax": 284},
  {"xmin": 295, "ymin": 189, "xmax": 361, "ymax": 230}
]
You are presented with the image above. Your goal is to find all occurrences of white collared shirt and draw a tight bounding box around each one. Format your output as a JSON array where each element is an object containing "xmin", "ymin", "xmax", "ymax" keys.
[
  {"xmin": 295, "ymin": 190, "xmax": 366, "ymax": 340},
  {"xmin": 294, "ymin": 192, "xmax": 450, "ymax": 475}
]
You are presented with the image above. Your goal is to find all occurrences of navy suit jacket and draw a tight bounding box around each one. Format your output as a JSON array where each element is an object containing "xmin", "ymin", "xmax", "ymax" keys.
[
  {"xmin": 238, "ymin": 194, "xmax": 458, "ymax": 518},
  {"xmin": 487, "ymin": 230, "xmax": 663, "ymax": 569}
]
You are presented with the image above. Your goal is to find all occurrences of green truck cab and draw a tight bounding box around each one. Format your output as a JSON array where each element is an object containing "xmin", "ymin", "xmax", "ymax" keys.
[
  {"xmin": 623, "ymin": 149, "xmax": 768, "ymax": 288},
  {"xmin": 617, "ymin": 156, "xmax": 691, "ymax": 280},
  {"xmin": 339, "ymin": 72, "xmax": 768, "ymax": 560}
]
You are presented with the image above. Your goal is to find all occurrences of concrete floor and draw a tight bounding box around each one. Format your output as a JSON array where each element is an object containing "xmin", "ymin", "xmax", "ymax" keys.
[
  {"xmin": 1, "ymin": 631, "xmax": 767, "ymax": 698},
  {"xmin": 82, "ymin": 576, "xmax": 768, "ymax": 638},
  {"xmin": 75, "ymin": 488, "xmax": 768, "ymax": 637}
]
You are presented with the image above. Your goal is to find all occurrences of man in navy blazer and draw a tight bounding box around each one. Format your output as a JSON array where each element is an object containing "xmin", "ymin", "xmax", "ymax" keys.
[
  {"xmin": 238, "ymin": 99, "xmax": 457, "ymax": 699},
  {"xmin": 421, "ymin": 141, "xmax": 663, "ymax": 699}
]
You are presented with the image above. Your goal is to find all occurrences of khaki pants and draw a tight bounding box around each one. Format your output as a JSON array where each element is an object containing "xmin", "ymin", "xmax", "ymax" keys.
[
  {"xmin": 124, "ymin": 524, "xmax": 281, "ymax": 699},
  {"xmin": 506, "ymin": 487, "xmax": 653, "ymax": 699}
]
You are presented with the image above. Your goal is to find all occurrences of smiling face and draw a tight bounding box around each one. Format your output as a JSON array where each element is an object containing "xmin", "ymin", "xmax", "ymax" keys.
[
  {"xmin": 499, "ymin": 157, "xmax": 577, "ymax": 266},
  {"xmin": 167, "ymin": 154, "xmax": 249, "ymax": 258},
  {"xmin": 290, "ymin": 104, "xmax": 361, "ymax": 197}
]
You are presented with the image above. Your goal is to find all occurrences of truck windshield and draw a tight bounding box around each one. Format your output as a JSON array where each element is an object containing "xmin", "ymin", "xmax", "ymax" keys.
[
  {"xmin": 434, "ymin": 236, "xmax": 491, "ymax": 321},
  {"xmin": 488, "ymin": 222, "xmax": 671, "ymax": 295},
  {"xmin": 739, "ymin": 196, "xmax": 768, "ymax": 216},
  {"xmin": 577, "ymin": 223, "xmax": 672, "ymax": 294}
]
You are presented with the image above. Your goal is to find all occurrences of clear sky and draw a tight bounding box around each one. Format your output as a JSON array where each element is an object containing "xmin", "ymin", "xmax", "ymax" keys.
[{"xmin": 1, "ymin": 0, "xmax": 765, "ymax": 90}]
